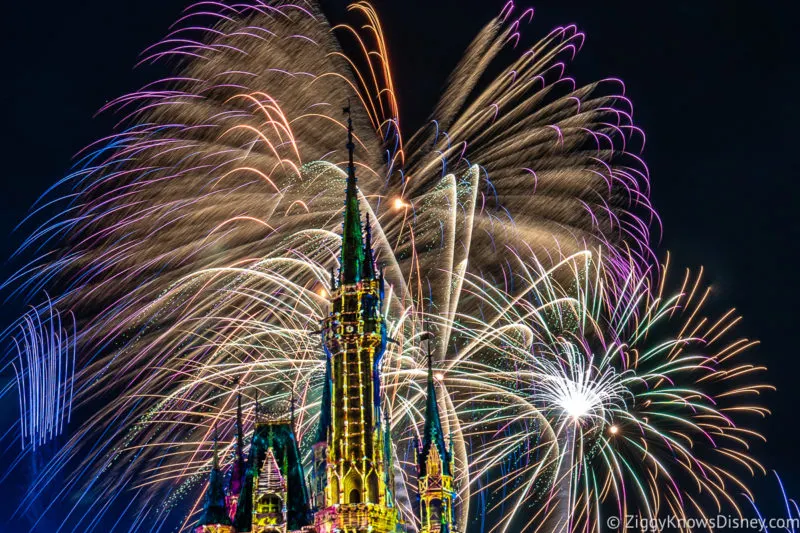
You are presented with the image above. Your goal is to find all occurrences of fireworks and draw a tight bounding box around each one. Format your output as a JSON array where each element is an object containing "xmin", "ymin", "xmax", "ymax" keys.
[
  {"xmin": 11, "ymin": 299, "xmax": 76, "ymax": 451},
  {"xmin": 0, "ymin": 1, "xmax": 780, "ymax": 533},
  {"xmin": 446, "ymin": 251, "xmax": 772, "ymax": 532}
]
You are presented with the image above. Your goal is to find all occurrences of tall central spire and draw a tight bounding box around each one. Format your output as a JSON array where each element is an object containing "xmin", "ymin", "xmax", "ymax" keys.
[
  {"xmin": 340, "ymin": 104, "xmax": 364, "ymax": 284},
  {"xmin": 312, "ymin": 106, "xmax": 396, "ymax": 532}
]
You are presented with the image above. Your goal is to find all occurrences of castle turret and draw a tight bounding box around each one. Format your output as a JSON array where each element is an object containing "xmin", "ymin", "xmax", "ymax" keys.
[
  {"xmin": 417, "ymin": 335, "xmax": 457, "ymax": 533},
  {"xmin": 252, "ymin": 447, "xmax": 287, "ymax": 532},
  {"xmin": 340, "ymin": 108, "xmax": 364, "ymax": 286},
  {"xmin": 233, "ymin": 400, "xmax": 259, "ymax": 532},
  {"xmin": 196, "ymin": 426, "xmax": 234, "ymax": 533},
  {"xmin": 234, "ymin": 399, "xmax": 312, "ymax": 533}
]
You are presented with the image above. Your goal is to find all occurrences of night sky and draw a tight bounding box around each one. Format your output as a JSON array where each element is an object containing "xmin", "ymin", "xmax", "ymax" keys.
[{"xmin": 2, "ymin": 0, "xmax": 798, "ymax": 530}]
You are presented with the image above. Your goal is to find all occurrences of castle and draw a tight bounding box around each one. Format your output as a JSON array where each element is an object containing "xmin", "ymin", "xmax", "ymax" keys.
[{"xmin": 193, "ymin": 111, "xmax": 458, "ymax": 533}]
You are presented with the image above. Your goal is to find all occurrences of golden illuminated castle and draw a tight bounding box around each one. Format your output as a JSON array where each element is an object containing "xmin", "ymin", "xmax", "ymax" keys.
[{"xmin": 194, "ymin": 111, "xmax": 458, "ymax": 533}]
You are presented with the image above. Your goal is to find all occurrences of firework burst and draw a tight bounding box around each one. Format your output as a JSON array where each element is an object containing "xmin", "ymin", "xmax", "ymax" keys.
[{"xmin": 445, "ymin": 251, "xmax": 771, "ymax": 533}]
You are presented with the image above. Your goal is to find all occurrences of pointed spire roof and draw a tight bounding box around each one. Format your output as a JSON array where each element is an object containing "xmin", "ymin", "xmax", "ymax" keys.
[
  {"xmin": 197, "ymin": 425, "xmax": 232, "ymax": 527},
  {"xmin": 424, "ymin": 332, "xmax": 443, "ymax": 446},
  {"xmin": 257, "ymin": 448, "xmax": 286, "ymax": 495},
  {"xmin": 340, "ymin": 104, "xmax": 364, "ymax": 285},
  {"xmin": 228, "ymin": 387, "xmax": 246, "ymax": 496},
  {"xmin": 420, "ymin": 328, "xmax": 451, "ymax": 477}
]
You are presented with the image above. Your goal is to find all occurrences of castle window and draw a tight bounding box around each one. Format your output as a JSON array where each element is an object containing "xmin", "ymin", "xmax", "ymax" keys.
[
  {"xmin": 430, "ymin": 498, "xmax": 442, "ymax": 525},
  {"xmin": 349, "ymin": 488, "xmax": 361, "ymax": 503},
  {"xmin": 367, "ymin": 471, "xmax": 380, "ymax": 503}
]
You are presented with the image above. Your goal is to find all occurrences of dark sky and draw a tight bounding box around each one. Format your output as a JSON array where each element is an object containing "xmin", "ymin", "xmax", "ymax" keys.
[{"xmin": 2, "ymin": 0, "xmax": 798, "ymax": 530}]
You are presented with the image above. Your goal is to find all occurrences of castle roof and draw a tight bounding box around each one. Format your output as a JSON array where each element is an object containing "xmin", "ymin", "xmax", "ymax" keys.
[
  {"xmin": 197, "ymin": 427, "xmax": 232, "ymax": 527},
  {"xmin": 419, "ymin": 336, "xmax": 452, "ymax": 478}
]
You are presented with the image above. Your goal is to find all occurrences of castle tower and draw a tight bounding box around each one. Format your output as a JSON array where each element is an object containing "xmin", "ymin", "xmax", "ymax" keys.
[
  {"xmin": 196, "ymin": 427, "xmax": 234, "ymax": 533},
  {"xmin": 416, "ymin": 337, "xmax": 457, "ymax": 533},
  {"xmin": 313, "ymin": 108, "xmax": 397, "ymax": 533},
  {"xmin": 234, "ymin": 399, "xmax": 312, "ymax": 533}
]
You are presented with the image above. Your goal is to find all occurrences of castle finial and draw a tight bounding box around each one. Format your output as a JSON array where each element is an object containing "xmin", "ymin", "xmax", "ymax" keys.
[
  {"xmin": 344, "ymin": 98, "xmax": 354, "ymax": 171},
  {"xmin": 340, "ymin": 101, "xmax": 364, "ymax": 284},
  {"xmin": 197, "ymin": 422, "xmax": 232, "ymax": 528},
  {"xmin": 420, "ymin": 323, "xmax": 451, "ymax": 474},
  {"xmin": 212, "ymin": 423, "xmax": 220, "ymax": 470}
]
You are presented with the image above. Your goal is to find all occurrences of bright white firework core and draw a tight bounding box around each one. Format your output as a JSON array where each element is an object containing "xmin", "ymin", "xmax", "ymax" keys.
[
  {"xmin": 534, "ymin": 347, "xmax": 630, "ymax": 425},
  {"xmin": 557, "ymin": 386, "xmax": 600, "ymax": 420}
]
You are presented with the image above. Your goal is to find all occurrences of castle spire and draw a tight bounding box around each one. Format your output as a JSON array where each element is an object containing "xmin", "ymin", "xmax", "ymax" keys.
[
  {"xmin": 212, "ymin": 425, "xmax": 219, "ymax": 470},
  {"xmin": 313, "ymin": 104, "xmax": 395, "ymax": 530},
  {"xmin": 417, "ymin": 328, "xmax": 457, "ymax": 533},
  {"xmin": 197, "ymin": 425, "xmax": 232, "ymax": 528},
  {"xmin": 228, "ymin": 386, "xmax": 246, "ymax": 497},
  {"xmin": 421, "ymin": 328, "xmax": 450, "ymax": 476},
  {"xmin": 340, "ymin": 103, "xmax": 364, "ymax": 285}
]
